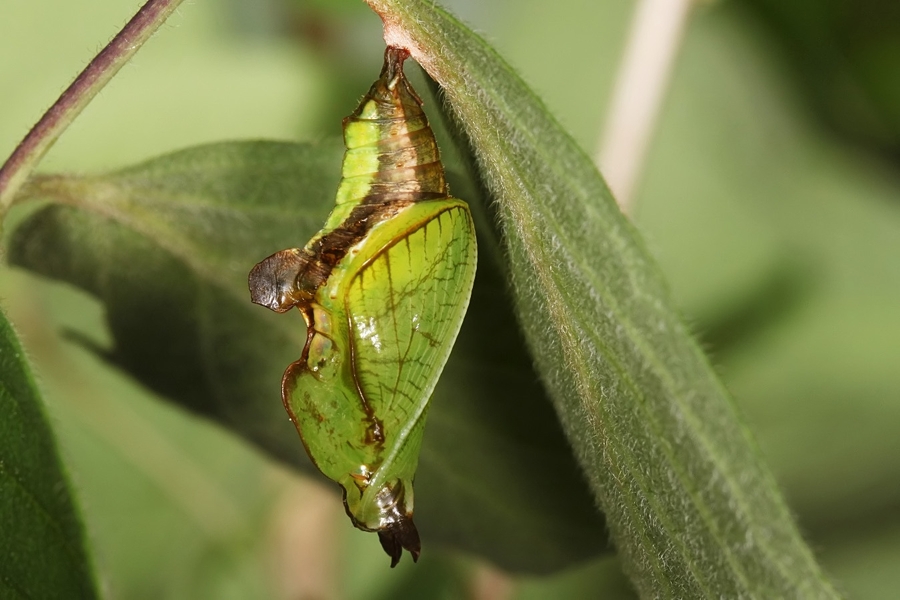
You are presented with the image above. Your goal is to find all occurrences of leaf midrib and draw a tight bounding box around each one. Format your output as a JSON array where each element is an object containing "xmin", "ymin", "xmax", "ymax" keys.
[{"xmin": 458, "ymin": 67, "xmax": 813, "ymax": 587}]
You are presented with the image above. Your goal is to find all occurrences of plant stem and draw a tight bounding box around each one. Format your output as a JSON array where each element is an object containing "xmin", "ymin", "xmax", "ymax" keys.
[
  {"xmin": 0, "ymin": 0, "xmax": 185, "ymax": 220},
  {"xmin": 595, "ymin": 0, "xmax": 695, "ymax": 213}
]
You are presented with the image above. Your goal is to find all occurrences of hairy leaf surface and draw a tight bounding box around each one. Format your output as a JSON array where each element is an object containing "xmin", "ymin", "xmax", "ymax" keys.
[{"xmin": 363, "ymin": 0, "xmax": 839, "ymax": 596}]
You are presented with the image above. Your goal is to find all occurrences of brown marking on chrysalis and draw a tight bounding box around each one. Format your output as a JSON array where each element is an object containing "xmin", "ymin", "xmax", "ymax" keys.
[
  {"xmin": 248, "ymin": 46, "xmax": 444, "ymax": 568},
  {"xmin": 249, "ymin": 46, "xmax": 450, "ymax": 318}
]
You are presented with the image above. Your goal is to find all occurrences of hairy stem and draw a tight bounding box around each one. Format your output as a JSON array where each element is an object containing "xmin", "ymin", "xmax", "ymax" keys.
[{"xmin": 0, "ymin": 0, "xmax": 185, "ymax": 220}]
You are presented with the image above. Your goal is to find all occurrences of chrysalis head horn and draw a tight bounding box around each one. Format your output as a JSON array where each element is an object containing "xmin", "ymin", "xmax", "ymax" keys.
[{"xmin": 248, "ymin": 248, "xmax": 309, "ymax": 312}]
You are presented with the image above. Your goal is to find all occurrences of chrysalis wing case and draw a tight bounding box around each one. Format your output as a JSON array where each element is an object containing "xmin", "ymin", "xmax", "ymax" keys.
[{"xmin": 248, "ymin": 47, "xmax": 477, "ymax": 567}]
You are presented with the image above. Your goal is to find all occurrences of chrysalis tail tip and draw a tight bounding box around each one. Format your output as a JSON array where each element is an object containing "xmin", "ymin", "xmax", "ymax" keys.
[{"xmin": 377, "ymin": 516, "xmax": 421, "ymax": 568}]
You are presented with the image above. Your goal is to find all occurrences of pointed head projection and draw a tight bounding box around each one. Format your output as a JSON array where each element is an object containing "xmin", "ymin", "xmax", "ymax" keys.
[{"xmin": 248, "ymin": 248, "xmax": 310, "ymax": 312}]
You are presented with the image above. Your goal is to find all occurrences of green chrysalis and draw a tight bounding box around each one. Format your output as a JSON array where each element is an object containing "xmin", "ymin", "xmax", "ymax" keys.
[{"xmin": 248, "ymin": 47, "xmax": 477, "ymax": 567}]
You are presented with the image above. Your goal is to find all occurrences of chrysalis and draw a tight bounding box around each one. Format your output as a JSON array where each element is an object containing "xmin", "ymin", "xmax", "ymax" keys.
[{"xmin": 248, "ymin": 47, "xmax": 477, "ymax": 567}]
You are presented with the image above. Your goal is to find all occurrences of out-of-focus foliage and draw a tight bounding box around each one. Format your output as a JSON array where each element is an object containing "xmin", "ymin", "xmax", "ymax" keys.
[
  {"xmin": 738, "ymin": 0, "xmax": 900, "ymax": 155},
  {"xmin": 369, "ymin": 1, "xmax": 835, "ymax": 596},
  {"xmin": 638, "ymin": 8, "xmax": 900, "ymax": 599},
  {"xmin": 8, "ymin": 139, "xmax": 604, "ymax": 572},
  {"xmin": 1, "ymin": 0, "xmax": 899, "ymax": 598},
  {"xmin": 0, "ymin": 308, "xmax": 97, "ymax": 598}
]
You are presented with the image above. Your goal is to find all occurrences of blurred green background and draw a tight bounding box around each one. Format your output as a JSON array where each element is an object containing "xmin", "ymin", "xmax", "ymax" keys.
[{"xmin": 2, "ymin": 0, "xmax": 899, "ymax": 598}]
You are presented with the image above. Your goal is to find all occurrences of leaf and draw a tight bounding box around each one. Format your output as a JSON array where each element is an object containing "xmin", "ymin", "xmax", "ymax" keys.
[
  {"xmin": 7, "ymin": 140, "xmax": 604, "ymax": 573},
  {"xmin": 636, "ymin": 9, "xmax": 900, "ymax": 538},
  {"xmin": 364, "ymin": 0, "xmax": 839, "ymax": 596},
  {"xmin": 0, "ymin": 306, "xmax": 98, "ymax": 598}
]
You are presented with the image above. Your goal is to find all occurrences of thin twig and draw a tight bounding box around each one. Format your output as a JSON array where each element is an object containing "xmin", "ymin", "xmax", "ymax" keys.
[
  {"xmin": 0, "ymin": 0, "xmax": 185, "ymax": 219},
  {"xmin": 596, "ymin": 0, "xmax": 695, "ymax": 214}
]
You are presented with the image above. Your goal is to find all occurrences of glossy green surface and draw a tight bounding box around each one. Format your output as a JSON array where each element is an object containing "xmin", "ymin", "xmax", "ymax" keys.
[
  {"xmin": 248, "ymin": 47, "xmax": 477, "ymax": 566},
  {"xmin": 291, "ymin": 200, "xmax": 475, "ymax": 558}
]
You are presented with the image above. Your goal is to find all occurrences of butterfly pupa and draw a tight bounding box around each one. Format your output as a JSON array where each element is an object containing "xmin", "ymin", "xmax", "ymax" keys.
[{"xmin": 248, "ymin": 46, "xmax": 477, "ymax": 567}]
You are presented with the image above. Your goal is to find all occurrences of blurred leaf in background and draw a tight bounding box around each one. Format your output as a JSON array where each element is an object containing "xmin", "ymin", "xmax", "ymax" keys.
[
  {"xmin": 2, "ymin": 0, "xmax": 900, "ymax": 598},
  {"xmin": 7, "ymin": 138, "xmax": 605, "ymax": 572},
  {"xmin": 636, "ymin": 5, "xmax": 900, "ymax": 599},
  {"xmin": 0, "ymin": 308, "xmax": 98, "ymax": 598},
  {"xmin": 737, "ymin": 0, "xmax": 900, "ymax": 156},
  {"xmin": 0, "ymin": 1, "xmax": 374, "ymax": 598}
]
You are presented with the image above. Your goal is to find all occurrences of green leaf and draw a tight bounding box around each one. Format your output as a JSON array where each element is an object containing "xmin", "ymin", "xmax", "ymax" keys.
[
  {"xmin": 636, "ymin": 7, "xmax": 900, "ymax": 538},
  {"xmin": 631, "ymin": 17, "xmax": 900, "ymax": 598},
  {"xmin": 7, "ymin": 140, "xmax": 604, "ymax": 573},
  {"xmin": 0, "ymin": 306, "xmax": 98, "ymax": 598},
  {"xmin": 364, "ymin": 0, "xmax": 838, "ymax": 596}
]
